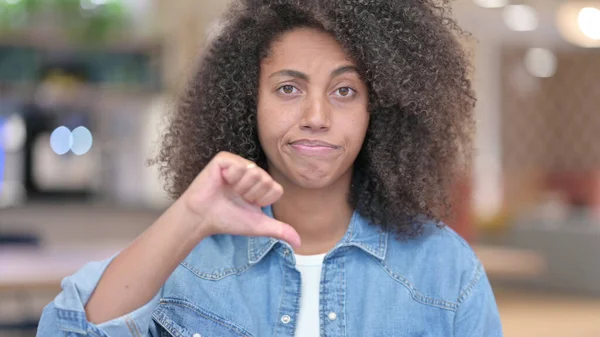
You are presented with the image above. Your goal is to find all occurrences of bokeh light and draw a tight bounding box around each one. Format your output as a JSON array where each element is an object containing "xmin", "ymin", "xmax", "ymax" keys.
[
  {"xmin": 503, "ymin": 4, "xmax": 539, "ymax": 32},
  {"xmin": 71, "ymin": 126, "xmax": 93, "ymax": 155},
  {"xmin": 50, "ymin": 126, "xmax": 73, "ymax": 155},
  {"xmin": 2, "ymin": 114, "xmax": 27, "ymax": 152},
  {"xmin": 524, "ymin": 48, "xmax": 558, "ymax": 78},
  {"xmin": 473, "ymin": 0, "xmax": 508, "ymax": 9},
  {"xmin": 578, "ymin": 7, "xmax": 600, "ymax": 40}
]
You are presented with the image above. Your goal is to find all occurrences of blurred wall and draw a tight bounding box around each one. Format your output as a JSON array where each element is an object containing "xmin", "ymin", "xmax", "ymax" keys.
[{"xmin": 501, "ymin": 47, "xmax": 600, "ymax": 213}]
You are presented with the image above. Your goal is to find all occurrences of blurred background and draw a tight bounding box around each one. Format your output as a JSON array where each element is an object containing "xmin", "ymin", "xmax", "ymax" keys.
[{"xmin": 0, "ymin": 0, "xmax": 599, "ymax": 336}]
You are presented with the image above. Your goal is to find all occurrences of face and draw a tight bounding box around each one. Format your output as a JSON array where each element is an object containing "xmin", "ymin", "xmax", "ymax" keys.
[{"xmin": 257, "ymin": 28, "xmax": 369, "ymax": 189}]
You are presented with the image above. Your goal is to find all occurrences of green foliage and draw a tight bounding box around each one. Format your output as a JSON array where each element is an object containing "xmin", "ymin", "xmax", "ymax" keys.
[{"xmin": 0, "ymin": 0, "xmax": 130, "ymax": 43}]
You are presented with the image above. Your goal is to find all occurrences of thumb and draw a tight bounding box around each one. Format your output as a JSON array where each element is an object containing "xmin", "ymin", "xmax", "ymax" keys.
[{"xmin": 255, "ymin": 214, "xmax": 302, "ymax": 249}]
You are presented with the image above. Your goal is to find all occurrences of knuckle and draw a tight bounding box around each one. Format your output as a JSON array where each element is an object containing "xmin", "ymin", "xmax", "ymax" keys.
[
  {"xmin": 233, "ymin": 184, "xmax": 246, "ymax": 195},
  {"xmin": 261, "ymin": 177, "xmax": 273, "ymax": 188},
  {"xmin": 248, "ymin": 170, "xmax": 262, "ymax": 181}
]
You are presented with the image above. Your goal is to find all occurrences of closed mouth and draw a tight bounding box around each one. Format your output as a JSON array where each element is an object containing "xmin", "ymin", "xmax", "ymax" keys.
[{"xmin": 289, "ymin": 139, "xmax": 340, "ymax": 149}]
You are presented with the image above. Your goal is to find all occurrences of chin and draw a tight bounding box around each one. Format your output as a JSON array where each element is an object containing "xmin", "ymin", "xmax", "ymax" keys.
[
  {"xmin": 268, "ymin": 156, "xmax": 351, "ymax": 190},
  {"xmin": 291, "ymin": 170, "xmax": 339, "ymax": 189},
  {"xmin": 294, "ymin": 179, "xmax": 333, "ymax": 189}
]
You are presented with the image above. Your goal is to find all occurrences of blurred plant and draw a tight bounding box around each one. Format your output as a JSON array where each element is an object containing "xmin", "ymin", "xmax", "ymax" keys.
[
  {"xmin": 0, "ymin": 0, "xmax": 43, "ymax": 31},
  {"xmin": 54, "ymin": 0, "xmax": 129, "ymax": 43},
  {"xmin": 0, "ymin": 0, "xmax": 130, "ymax": 44}
]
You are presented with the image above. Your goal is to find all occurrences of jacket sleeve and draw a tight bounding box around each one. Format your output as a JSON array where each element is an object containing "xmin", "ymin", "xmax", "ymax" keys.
[
  {"xmin": 453, "ymin": 263, "xmax": 503, "ymax": 337},
  {"xmin": 36, "ymin": 257, "xmax": 162, "ymax": 337}
]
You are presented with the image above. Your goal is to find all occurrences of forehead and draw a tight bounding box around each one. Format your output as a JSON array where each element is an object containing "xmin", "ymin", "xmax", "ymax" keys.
[{"xmin": 262, "ymin": 28, "xmax": 354, "ymax": 71}]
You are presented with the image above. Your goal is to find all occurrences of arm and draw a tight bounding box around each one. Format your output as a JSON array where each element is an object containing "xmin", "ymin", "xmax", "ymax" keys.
[
  {"xmin": 37, "ymin": 152, "xmax": 300, "ymax": 337},
  {"xmin": 36, "ymin": 201, "xmax": 208, "ymax": 337},
  {"xmin": 85, "ymin": 200, "xmax": 208, "ymax": 323}
]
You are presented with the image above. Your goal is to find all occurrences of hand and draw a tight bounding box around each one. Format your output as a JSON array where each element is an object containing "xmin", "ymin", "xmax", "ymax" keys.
[{"xmin": 181, "ymin": 151, "xmax": 301, "ymax": 248}]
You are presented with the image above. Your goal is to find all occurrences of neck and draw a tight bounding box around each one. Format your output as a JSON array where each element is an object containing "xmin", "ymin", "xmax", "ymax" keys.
[{"xmin": 270, "ymin": 170, "xmax": 354, "ymax": 255}]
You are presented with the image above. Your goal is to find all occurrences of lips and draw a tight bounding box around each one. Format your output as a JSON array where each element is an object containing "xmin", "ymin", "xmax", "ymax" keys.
[{"xmin": 289, "ymin": 139, "xmax": 340, "ymax": 149}]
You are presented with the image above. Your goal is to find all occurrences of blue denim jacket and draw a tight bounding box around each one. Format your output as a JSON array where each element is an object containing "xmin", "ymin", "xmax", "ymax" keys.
[{"xmin": 37, "ymin": 206, "xmax": 502, "ymax": 337}]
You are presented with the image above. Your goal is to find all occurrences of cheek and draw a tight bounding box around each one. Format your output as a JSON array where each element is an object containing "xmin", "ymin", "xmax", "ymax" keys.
[
  {"xmin": 258, "ymin": 108, "xmax": 283, "ymax": 141},
  {"xmin": 344, "ymin": 109, "xmax": 369, "ymax": 148},
  {"xmin": 258, "ymin": 92, "xmax": 300, "ymax": 132},
  {"xmin": 256, "ymin": 92, "xmax": 275, "ymax": 142},
  {"xmin": 257, "ymin": 100, "xmax": 295, "ymax": 152},
  {"xmin": 256, "ymin": 110, "xmax": 273, "ymax": 155}
]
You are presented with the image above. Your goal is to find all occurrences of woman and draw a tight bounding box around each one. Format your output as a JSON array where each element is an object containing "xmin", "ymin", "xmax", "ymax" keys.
[{"xmin": 37, "ymin": 0, "xmax": 502, "ymax": 336}]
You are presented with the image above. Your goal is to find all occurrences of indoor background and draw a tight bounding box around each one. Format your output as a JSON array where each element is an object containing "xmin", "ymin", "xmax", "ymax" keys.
[{"xmin": 1, "ymin": 0, "xmax": 599, "ymax": 336}]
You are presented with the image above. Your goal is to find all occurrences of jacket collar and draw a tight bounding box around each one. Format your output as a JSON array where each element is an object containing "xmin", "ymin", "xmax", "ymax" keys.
[{"xmin": 248, "ymin": 205, "xmax": 388, "ymax": 264}]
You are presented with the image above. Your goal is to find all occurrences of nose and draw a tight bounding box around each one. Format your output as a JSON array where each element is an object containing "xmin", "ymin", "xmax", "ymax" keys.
[{"xmin": 300, "ymin": 94, "xmax": 331, "ymax": 131}]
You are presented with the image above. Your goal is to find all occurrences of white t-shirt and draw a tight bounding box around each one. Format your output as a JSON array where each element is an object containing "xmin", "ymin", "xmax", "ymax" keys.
[{"xmin": 294, "ymin": 253, "xmax": 326, "ymax": 337}]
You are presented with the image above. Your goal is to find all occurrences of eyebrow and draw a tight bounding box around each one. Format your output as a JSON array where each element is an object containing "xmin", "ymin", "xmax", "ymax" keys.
[
  {"xmin": 331, "ymin": 65, "xmax": 359, "ymax": 78},
  {"xmin": 269, "ymin": 69, "xmax": 309, "ymax": 81},
  {"xmin": 269, "ymin": 65, "xmax": 359, "ymax": 81}
]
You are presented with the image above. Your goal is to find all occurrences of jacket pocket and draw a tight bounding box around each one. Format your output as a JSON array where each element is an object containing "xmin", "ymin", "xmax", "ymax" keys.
[{"xmin": 152, "ymin": 298, "xmax": 253, "ymax": 337}]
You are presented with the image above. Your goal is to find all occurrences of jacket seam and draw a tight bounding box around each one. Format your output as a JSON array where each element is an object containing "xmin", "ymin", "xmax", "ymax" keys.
[
  {"xmin": 349, "ymin": 242, "xmax": 385, "ymax": 260},
  {"xmin": 376, "ymin": 258, "xmax": 458, "ymax": 311},
  {"xmin": 57, "ymin": 326, "xmax": 87, "ymax": 334},
  {"xmin": 340, "ymin": 255, "xmax": 348, "ymax": 336},
  {"xmin": 88, "ymin": 330, "xmax": 104, "ymax": 337},
  {"xmin": 55, "ymin": 308, "xmax": 88, "ymax": 335},
  {"xmin": 124, "ymin": 315, "xmax": 138, "ymax": 337},
  {"xmin": 456, "ymin": 261, "xmax": 484, "ymax": 308},
  {"xmin": 180, "ymin": 261, "xmax": 251, "ymax": 280},
  {"xmin": 156, "ymin": 298, "xmax": 254, "ymax": 336},
  {"xmin": 248, "ymin": 237, "xmax": 278, "ymax": 264},
  {"xmin": 125, "ymin": 314, "xmax": 142, "ymax": 337},
  {"xmin": 272, "ymin": 261, "xmax": 287, "ymax": 337}
]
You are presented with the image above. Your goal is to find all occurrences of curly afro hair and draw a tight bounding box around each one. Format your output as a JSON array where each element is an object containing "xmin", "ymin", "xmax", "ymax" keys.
[{"xmin": 154, "ymin": 0, "xmax": 475, "ymax": 238}]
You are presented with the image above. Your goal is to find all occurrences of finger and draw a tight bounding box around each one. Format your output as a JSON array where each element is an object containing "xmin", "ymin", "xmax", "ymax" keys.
[
  {"xmin": 243, "ymin": 178, "xmax": 273, "ymax": 204},
  {"xmin": 214, "ymin": 151, "xmax": 243, "ymax": 170},
  {"xmin": 256, "ymin": 215, "xmax": 301, "ymax": 249},
  {"xmin": 254, "ymin": 183, "xmax": 283, "ymax": 207},
  {"xmin": 214, "ymin": 150, "xmax": 251, "ymax": 169},
  {"xmin": 233, "ymin": 165, "xmax": 265, "ymax": 196},
  {"xmin": 222, "ymin": 162, "xmax": 249, "ymax": 185}
]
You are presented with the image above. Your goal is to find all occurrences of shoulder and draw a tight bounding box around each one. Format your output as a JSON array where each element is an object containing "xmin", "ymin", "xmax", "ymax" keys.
[
  {"xmin": 386, "ymin": 222, "xmax": 479, "ymax": 270},
  {"xmin": 381, "ymin": 222, "xmax": 484, "ymax": 310}
]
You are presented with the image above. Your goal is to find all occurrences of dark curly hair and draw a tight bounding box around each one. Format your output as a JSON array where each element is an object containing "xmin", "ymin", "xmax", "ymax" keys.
[{"xmin": 154, "ymin": 0, "xmax": 475, "ymax": 237}]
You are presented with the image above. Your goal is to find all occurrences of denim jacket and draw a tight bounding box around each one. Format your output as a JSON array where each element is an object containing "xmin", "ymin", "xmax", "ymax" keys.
[{"xmin": 37, "ymin": 206, "xmax": 502, "ymax": 337}]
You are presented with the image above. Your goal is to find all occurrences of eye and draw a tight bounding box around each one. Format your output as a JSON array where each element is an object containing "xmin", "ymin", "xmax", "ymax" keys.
[
  {"xmin": 333, "ymin": 87, "xmax": 356, "ymax": 98},
  {"xmin": 278, "ymin": 85, "xmax": 300, "ymax": 95}
]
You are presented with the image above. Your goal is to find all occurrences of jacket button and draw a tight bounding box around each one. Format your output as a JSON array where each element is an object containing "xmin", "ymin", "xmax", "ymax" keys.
[
  {"xmin": 281, "ymin": 315, "xmax": 291, "ymax": 324},
  {"xmin": 328, "ymin": 312, "xmax": 337, "ymax": 321},
  {"xmin": 193, "ymin": 334, "xmax": 202, "ymax": 337}
]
